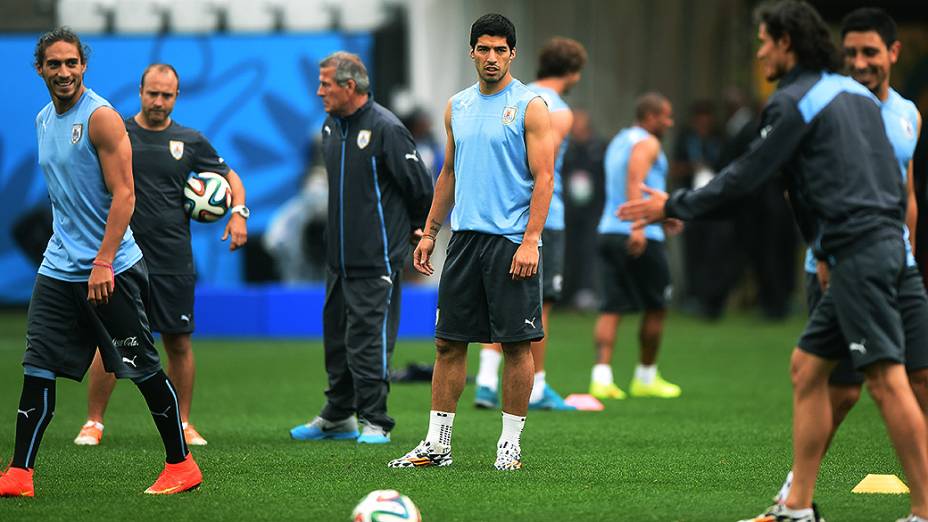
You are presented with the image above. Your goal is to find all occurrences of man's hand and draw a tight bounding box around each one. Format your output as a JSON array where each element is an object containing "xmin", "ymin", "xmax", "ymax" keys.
[
  {"xmin": 626, "ymin": 229, "xmax": 647, "ymax": 258},
  {"xmin": 410, "ymin": 228, "xmax": 424, "ymax": 246},
  {"xmin": 510, "ymin": 240, "xmax": 539, "ymax": 280},
  {"xmin": 816, "ymin": 260, "xmax": 830, "ymax": 291},
  {"xmin": 663, "ymin": 218, "xmax": 684, "ymax": 236},
  {"xmin": 87, "ymin": 262, "xmax": 115, "ymax": 305},
  {"xmin": 222, "ymin": 213, "xmax": 248, "ymax": 251},
  {"xmin": 617, "ymin": 185, "xmax": 670, "ymax": 229},
  {"xmin": 414, "ymin": 236, "xmax": 436, "ymax": 276}
]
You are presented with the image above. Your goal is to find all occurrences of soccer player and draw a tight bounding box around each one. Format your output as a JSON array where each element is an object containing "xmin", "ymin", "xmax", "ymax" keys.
[
  {"xmin": 474, "ymin": 36, "xmax": 587, "ymax": 411},
  {"xmin": 589, "ymin": 93, "xmax": 683, "ymax": 400},
  {"xmin": 72, "ymin": 64, "xmax": 249, "ymax": 448},
  {"xmin": 388, "ymin": 13, "xmax": 553, "ymax": 470},
  {"xmin": 289, "ymin": 52, "xmax": 433, "ymax": 444},
  {"xmin": 0, "ymin": 28, "xmax": 200, "ymax": 497},
  {"xmin": 773, "ymin": 6, "xmax": 927, "ymax": 508},
  {"xmin": 618, "ymin": 2, "xmax": 928, "ymax": 520}
]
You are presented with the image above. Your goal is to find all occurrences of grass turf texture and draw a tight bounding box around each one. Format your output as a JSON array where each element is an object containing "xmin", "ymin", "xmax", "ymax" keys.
[{"xmin": 0, "ymin": 310, "xmax": 912, "ymax": 521}]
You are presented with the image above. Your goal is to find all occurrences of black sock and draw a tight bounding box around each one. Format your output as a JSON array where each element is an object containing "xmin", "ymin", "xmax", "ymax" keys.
[
  {"xmin": 135, "ymin": 371, "xmax": 188, "ymax": 464},
  {"xmin": 13, "ymin": 375, "xmax": 56, "ymax": 469}
]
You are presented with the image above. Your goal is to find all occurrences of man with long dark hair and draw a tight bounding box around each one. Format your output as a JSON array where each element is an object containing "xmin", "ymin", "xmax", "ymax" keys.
[{"xmin": 618, "ymin": 2, "xmax": 928, "ymax": 520}]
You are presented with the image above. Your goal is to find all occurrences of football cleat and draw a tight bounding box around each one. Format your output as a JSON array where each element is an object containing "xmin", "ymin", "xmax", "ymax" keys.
[
  {"xmin": 629, "ymin": 373, "xmax": 682, "ymax": 398},
  {"xmin": 290, "ymin": 416, "xmax": 359, "ymax": 441},
  {"xmin": 144, "ymin": 453, "xmax": 202, "ymax": 495},
  {"xmin": 589, "ymin": 381, "xmax": 627, "ymax": 400},
  {"xmin": 474, "ymin": 385, "xmax": 499, "ymax": 409},
  {"xmin": 494, "ymin": 441, "xmax": 522, "ymax": 471},
  {"xmin": 529, "ymin": 384, "xmax": 577, "ymax": 411},
  {"xmin": 387, "ymin": 440, "xmax": 452, "ymax": 468},
  {"xmin": 897, "ymin": 516, "xmax": 928, "ymax": 522},
  {"xmin": 737, "ymin": 503, "xmax": 824, "ymax": 522},
  {"xmin": 183, "ymin": 423, "xmax": 208, "ymax": 446},
  {"xmin": 357, "ymin": 422, "xmax": 391, "ymax": 444},
  {"xmin": 0, "ymin": 466, "xmax": 34, "ymax": 497},
  {"xmin": 74, "ymin": 420, "xmax": 103, "ymax": 446}
]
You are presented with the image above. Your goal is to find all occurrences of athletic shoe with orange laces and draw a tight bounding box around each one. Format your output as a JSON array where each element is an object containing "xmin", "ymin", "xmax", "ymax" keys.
[
  {"xmin": 144, "ymin": 453, "xmax": 202, "ymax": 495},
  {"xmin": 74, "ymin": 421, "xmax": 103, "ymax": 446},
  {"xmin": 0, "ymin": 466, "xmax": 34, "ymax": 497},
  {"xmin": 183, "ymin": 423, "xmax": 208, "ymax": 446}
]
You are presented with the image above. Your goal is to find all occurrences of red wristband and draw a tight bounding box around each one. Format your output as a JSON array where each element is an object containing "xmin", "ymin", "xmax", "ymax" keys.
[{"xmin": 92, "ymin": 260, "xmax": 114, "ymax": 281}]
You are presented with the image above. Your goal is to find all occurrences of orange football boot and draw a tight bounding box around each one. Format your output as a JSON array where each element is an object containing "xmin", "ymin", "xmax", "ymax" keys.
[{"xmin": 144, "ymin": 453, "xmax": 202, "ymax": 495}]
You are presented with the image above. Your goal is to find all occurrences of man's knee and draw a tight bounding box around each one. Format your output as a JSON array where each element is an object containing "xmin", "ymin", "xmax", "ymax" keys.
[
  {"xmin": 435, "ymin": 338, "xmax": 467, "ymax": 359},
  {"xmin": 162, "ymin": 333, "xmax": 192, "ymax": 356},
  {"xmin": 790, "ymin": 348, "xmax": 834, "ymax": 394},
  {"xmin": 829, "ymin": 384, "xmax": 862, "ymax": 423},
  {"xmin": 908, "ymin": 368, "xmax": 928, "ymax": 410},
  {"xmin": 864, "ymin": 360, "xmax": 908, "ymax": 405},
  {"xmin": 500, "ymin": 341, "xmax": 531, "ymax": 358}
]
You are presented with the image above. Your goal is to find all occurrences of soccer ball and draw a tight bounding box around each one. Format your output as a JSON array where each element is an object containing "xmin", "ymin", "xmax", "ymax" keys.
[
  {"xmin": 184, "ymin": 171, "xmax": 231, "ymax": 223},
  {"xmin": 351, "ymin": 490, "xmax": 421, "ymax": 522}
]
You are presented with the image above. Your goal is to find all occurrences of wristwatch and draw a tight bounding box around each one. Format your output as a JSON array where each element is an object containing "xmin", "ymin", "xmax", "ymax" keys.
[{"xmin": 230, "ymin": 205, "xmax": 250, "ymax": 219}]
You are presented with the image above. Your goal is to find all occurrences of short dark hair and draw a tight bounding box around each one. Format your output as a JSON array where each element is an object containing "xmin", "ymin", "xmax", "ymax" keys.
[
  {"xmin": 635, "ymin": 92, "xmax": 670, "ymax": 121},
  {"xmin": 140, "ymin": 63, "xmax": 180, "ymax": 92},
  {"xmin": 470, "ymin": 13, "xmax": 516, "ymax": 50},
  {"xmin": 841, "ymin": 7, "xmax": 897, "ymax": 47},
  {"xmin": 34, "ymin": 27, "xmax": 89, "ymax": 68},
  {"xmin": 537, "ymin": 37, "xmax": 587, "ymax": 79},
  {"xmin": 754, "ymin": 0, "xmax": 842, "ymax": 73}
]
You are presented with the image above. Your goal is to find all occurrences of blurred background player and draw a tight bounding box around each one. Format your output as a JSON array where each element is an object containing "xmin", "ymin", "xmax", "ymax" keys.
[
  {"xmin": 290, "ymin": 52, "xmax": 433, "ymax": 444},
  {"xmin": 388, "ymin": 13, "xmax": 553, "ymax": 471},
  {"xmin": 73, "ymin": 63, "xmax": 249, "ymax": 448},
  {"xmin": 619, "ymin": 2, "xmax": 928, "ymax": 520},
  {"xmin": 589, "ymin": 92, "xmax": 682, "ymax": 400},
  {"xmin": 1, "ymin": 28, "xmax": 199, "ymax": 497},
  {"xmin": 475, "ymin": 36, "xmax": 587, "ymax": 411},
  {"xmin": 774, "ymin": 6, "xmax": 926, "ymax": 508}
]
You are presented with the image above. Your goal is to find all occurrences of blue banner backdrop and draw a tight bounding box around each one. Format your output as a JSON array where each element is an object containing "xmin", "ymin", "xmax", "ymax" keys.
[{"xmin": 0, "ymin": 33, "xmax": 371, "ymax": 303}]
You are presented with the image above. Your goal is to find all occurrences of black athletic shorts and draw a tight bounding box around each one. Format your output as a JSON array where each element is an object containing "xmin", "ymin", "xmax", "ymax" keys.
[
  {"xmin": 806, "ymin": 267, "xmax": 928, "ymax": 386},
  {"xmin": 541, "ymin": 229, "xmax": 564, "ymax": 303},
  {"xmin": 799, "ymin": 235, "xmax": 906, "ymax": 371},
  {"xmin": 435, "ymin": 231, "xmax": 544, "ymax": 344},
  {"xmin": 148, "ymin": 273, "xmax": 196, "ymax": 334},
  {"xmin": 597, "ymin": 233, "xmax": 671, "ymax": 313},
  {"xmin": 23, "ymin": 260, "xmax": 162, "ymax": 381}
]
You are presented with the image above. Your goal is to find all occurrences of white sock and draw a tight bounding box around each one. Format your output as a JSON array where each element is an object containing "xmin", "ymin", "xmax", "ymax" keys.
[
  {"xmin": 476, "ymin": 348, "xmax": 502, "ymax": 391},
  {"xmin": 776, "ymin": 470, "xmax": 793, "ymax": 504},
  {"xmin": 498, "ymin": 411, "xmax": 525, "ymax": 449},
  {"xmin": 781, "ymin": 506, "xmax": 813, "ymax": 519},
  {"xmin": 83, "ymin": 420, "xmax": 103, "ymax": 431},
  {"xmin": 529, "ymin": 371, "xmax": 546, "ymax": 403},
  {"xmin": 634, "ymin": 364, "xmax": 657, "ymax": 385},
  {"xmin": 592, "ymin": 364, "xmax": 613, "ymax": 385},
  {"xmin": 425, "ymin": 410, "xmax": 454, "ymax": 449}
]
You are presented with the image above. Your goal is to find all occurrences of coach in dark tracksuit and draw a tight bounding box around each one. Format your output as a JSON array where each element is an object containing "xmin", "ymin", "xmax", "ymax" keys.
[
  {"xmin": 290, "ymin": 52, "xmax": 433, "ymax": 444},
  {"xmin": 618, "ymin": 3, "xmax": 928, "ymax": 520}
]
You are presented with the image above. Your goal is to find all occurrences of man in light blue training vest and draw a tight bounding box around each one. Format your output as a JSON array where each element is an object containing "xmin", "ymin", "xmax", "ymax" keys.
[
  {"xmin": 389, "ymin": 13, "xmax": 554, "ymax": 471},
  {"xmin": 774, "ymin": 6, "xmax": 928, "ymax": 509},
  {"xmin": 590, "ymin": 93, "xmax": 683, "ymax": 401},
  {"xmin": 475, "ymin": 36, "xmax": 587, "ymax": 412},
  {"xmin": 0, "ymin": 28, "xmax": 200, "ymax": 498}
]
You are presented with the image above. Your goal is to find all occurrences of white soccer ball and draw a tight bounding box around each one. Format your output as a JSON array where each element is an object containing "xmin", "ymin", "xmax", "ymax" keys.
[
  {"xmin": 351, "ymin": 489, "xmax": 421, "ymax": 522},
  {"xmin": 184, "ymin": 172, "xmax": 232, "ymax": 223}
]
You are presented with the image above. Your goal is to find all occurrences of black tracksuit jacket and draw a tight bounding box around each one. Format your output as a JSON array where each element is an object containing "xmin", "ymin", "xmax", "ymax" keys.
[
  {"xmin": 321, "ymin": 98, "xmax": 434, "ymax": 278},
  {"xmin": 665, "ymin": 66, "xmax": 905, "ymax": 262}
]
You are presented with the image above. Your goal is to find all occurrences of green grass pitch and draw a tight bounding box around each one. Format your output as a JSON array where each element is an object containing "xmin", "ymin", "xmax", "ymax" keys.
[{"xmin": 0, "ymin": 310, "xmax": 912, "ymax": 520}]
